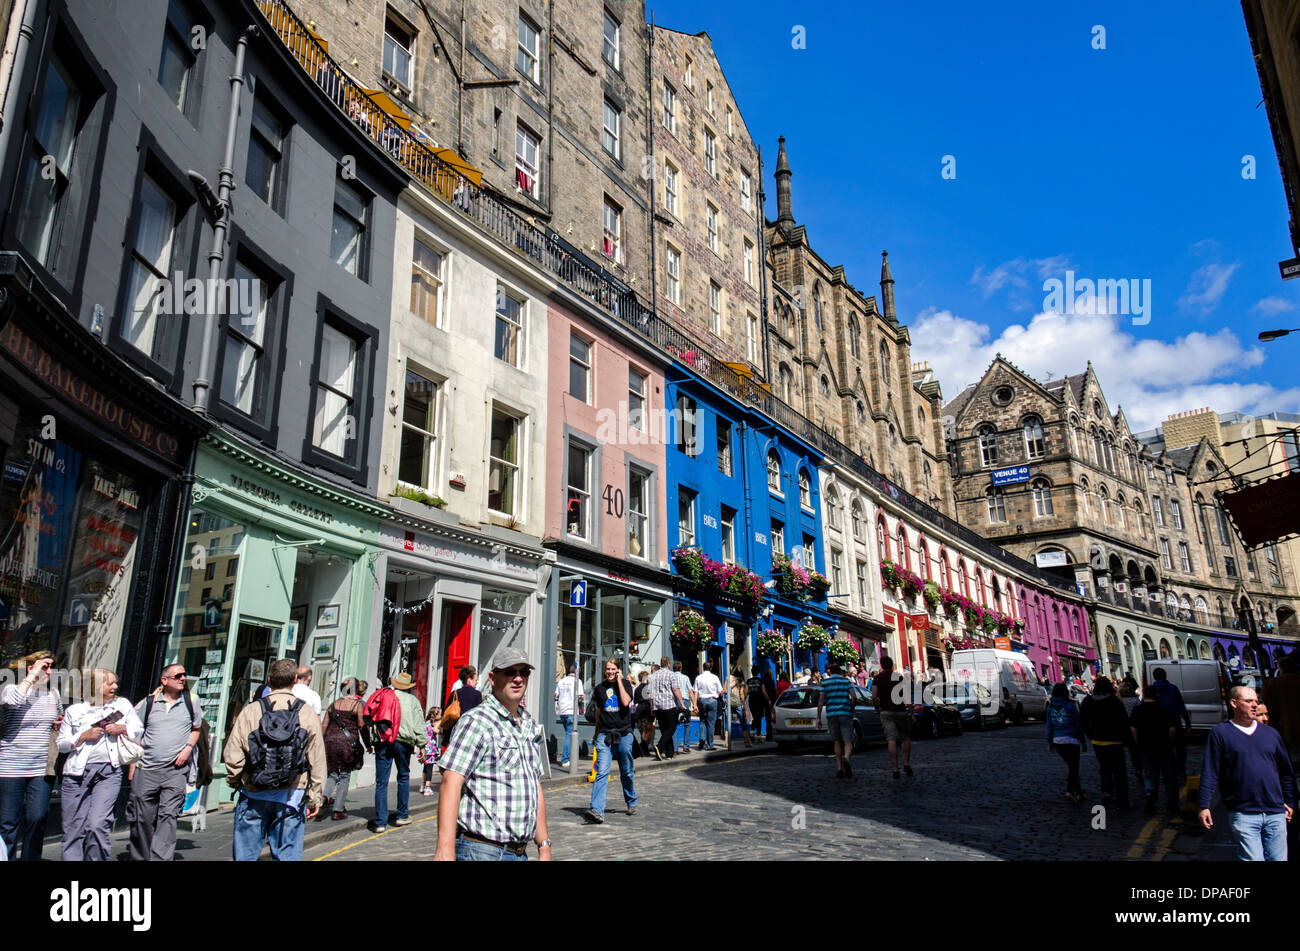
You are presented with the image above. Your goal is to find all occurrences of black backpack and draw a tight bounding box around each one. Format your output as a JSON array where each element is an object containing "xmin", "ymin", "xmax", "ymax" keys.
[{"xmin": 246, "ymin": 697, "xmax": 310, "ymax": 789}]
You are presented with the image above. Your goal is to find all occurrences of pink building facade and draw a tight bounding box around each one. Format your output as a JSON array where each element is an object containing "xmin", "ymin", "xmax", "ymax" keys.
[
  {"xmin": 1015, "ymin": 581, "xmax": 1094, "ymax": 682},
  {"xmin": 540, "ymin": 293, "xmax": 676, "ymax": 753}
]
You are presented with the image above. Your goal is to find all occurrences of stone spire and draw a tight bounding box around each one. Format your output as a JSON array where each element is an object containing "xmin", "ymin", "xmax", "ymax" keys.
[
  {"xmin": 880, "ymin": 250, "xmax": 897, "ymax": 323},
  {"xmin": 775, "ymin": 136, "xmax": 793, "ymax": 227}
]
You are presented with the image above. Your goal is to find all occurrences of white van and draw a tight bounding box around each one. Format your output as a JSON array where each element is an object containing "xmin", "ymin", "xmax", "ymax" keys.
[
  {"xmin": 1141, "ymin": 659, "xmax": 1229, "ymax": 734},
  {"xmin": 949, "ymin": 649, "xmax": 1047, "ymax": 724}
]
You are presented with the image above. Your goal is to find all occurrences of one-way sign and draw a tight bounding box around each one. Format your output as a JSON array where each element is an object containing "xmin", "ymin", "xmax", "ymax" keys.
[{"xmin": 569, "ymin": 580, "xmax": 587, "ymax": 608}]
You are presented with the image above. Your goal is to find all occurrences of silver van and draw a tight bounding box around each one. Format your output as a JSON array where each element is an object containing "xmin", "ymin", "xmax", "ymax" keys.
[{"xmin": 1141, "ymin": 659, "xmax": 1229, "ymax": 733}]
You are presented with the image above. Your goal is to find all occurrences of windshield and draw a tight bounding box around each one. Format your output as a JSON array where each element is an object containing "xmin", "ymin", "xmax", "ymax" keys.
[{"xmin": 775, "ymin": 688, "xmax": 819, "ymax": 709}]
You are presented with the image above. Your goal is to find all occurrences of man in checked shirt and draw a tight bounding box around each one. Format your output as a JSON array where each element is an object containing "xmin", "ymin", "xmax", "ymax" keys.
[{"xmin": 434, "ymin": 647, "xmax": 552, "ymax": 861}]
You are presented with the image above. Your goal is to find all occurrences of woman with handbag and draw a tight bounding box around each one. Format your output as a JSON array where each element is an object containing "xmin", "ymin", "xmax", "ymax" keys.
[
  {"xmin": 0, "ymin": 652, "xmax": 63, "ymax": 861},
  {"xmin": 57, "ymin": 668, "xmax": 143, "ymax": 861},
  {"xmin": 321, "ymin": 677, "xmax": 368, "ymax": 820}
]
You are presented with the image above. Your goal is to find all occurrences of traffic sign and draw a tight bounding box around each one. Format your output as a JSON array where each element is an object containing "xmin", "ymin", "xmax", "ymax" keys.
[
  {"xmin": 203, "ymin": 600, "xmax": 223, "ymax": 629},
  {"xmin": 569, "ymin": 580, "xmax": 587, "ymax": 608},
  {"xmin": 1279, "ymin": 257, "xmax": 1300, "ymax": 280},
  {"xmin": 68, "ymin": 598, "xmax": 90, "ymax": 626}
]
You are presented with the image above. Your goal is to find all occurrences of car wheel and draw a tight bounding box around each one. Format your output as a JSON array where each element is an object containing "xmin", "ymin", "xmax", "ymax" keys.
[{"xmin": 851, "ymin": 721, "xmax": 863, "ymax": 752}]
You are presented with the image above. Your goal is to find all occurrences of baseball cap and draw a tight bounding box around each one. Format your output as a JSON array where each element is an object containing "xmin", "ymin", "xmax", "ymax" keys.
[{"xmin": 490, "ymin": 647, "xmax": 534, "ymax": 672}]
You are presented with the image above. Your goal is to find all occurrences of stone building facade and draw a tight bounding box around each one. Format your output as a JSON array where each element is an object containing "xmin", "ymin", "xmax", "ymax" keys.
[
  {"xmin": 946, "ymin": 358, "xmax": 1300, "ymax": 677},
  {"xmin": 291, "ymin": 0, "xmax": 654, "ymax": 291},
  {"xmin": 1242, "ymin": 0, "xmax": 1300, "ymax": 257},
  {"xmin": 649, "ymin": 27, "xmax": 762, "ymax": 368},
  {"xmin": 765, "ymin": 139, "xmax": 950, "ymax": 510}
]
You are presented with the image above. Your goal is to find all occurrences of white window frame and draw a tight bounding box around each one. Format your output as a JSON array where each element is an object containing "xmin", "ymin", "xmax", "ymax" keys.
[
  {"xmin": 767, "ymin": 451, "xmax": 782, "ymax": 493},
  {"xmin": 706, "ymin": 80, "xmax": 714, "ymax": 114},
  {"xmin": 628, "ymin": 367, "xmax": 647, "ymax": 433},
  {"xmin": 706, "ymin": 202, "xmax": 718, "ymax": 253},
  {"xmin": 396, "ymin": 365, "xmax": 440, "ymax": 490},
  {"xmin": 987, "ymin": 488, "xmax": 1006, "ymax": 523},
  {"xmin": 515, "ymin": 122, "xmax": 540, "ymax": 197},
  {"xmin": 628, "ymin": 465, "xmax": 651, "ymax": 560},
  {"xmin": 799, "ymin": 470, "xmax": 812, "ymax": 510},
  {"xmin": 978, "ymin": 426, "xmax": 998, "ymax": 468},
  {"xmin": 602, "ymin": 98, "xmax": 621, "ymax": 159},
  {"xmin": 1178, "ymin": 542, "xmax": 1191, "ymax": 573},
  {"xmin": 494, "ymin": 283, "xmax": 525, "ymax": 368},
  {"xmin": 602, "ymin": 9, "xmax": 620, "ymax": 69},
  {"xmin": 565, "ymin": 439, "xmax": 593, "ymax": 540},
  {"xmin": 678, "ymin": 489, "xmax": 697, "ymax": 547},
  {"xmin": 740, "ymin": 170, "xmax": 752, "ymax": 213},
  {"xmin": 1171, "ymin": 500, "xmax": 1183, "ymax": 530},
  {"xmin": 122, "ymin": 174, "xmax": 177, "ymax": 361},
  {"xmin": 746, "ymin": 312, "xmax": 759, "ymax": 364},
  {"xmin": 488, "ymin": 405, "xmax": 523, "ymax": 518},
  {"xmin": 410, "ymin": 234, "xmax": 446, "ymax": 327},
  {"xmin": 721, "ymin": 507, "xmax": 736, "ymax": 564},
  {"xmin": 1160, "ymin": 538, "xmax": 1172, "ymax": 570},
  {"xmin": 662, "ymin": 80, "xmax": 677, "ymax": 133},
  {"xmin": 602, "ymin": 195, "xmax": 621, "ymax": 263},
  {"xmin": 744, "ymin": 239, "xmax": 755, "ymax": 286},
  {"xmin": 704, "ymin": 128, "xmax": 717, "ymax": 178},
  {"xmin": 666, "ymin": 244, "xmax": 681, "ymax": 305},
  {"xmin": 664, "ymin": 160, "xmax": 678, "ymax": 215},
  {"xmin": 569, "ymin": 331, "xmax": 592, "ymax": 403},
  {"xmin": 383, "ymin": 13, "xmax": 415, "ymax": 90},
  {"xmin": 709, "ymin": 280, "xmax": 722, "ymax": 334},
  {"xmin": 517, "ymin": 14, "xmax": 540, "ymax": 84},
  {"xmin": 1032, "ymin": 481, "xmax": 1053, "ymax": 517},
  {"xmin": 771, "ymin": 521, "xmax": 785, "ymax": 556},
  {"xmin": 312, "ymin": 322, "xmax": 358, "ymax": 458}
]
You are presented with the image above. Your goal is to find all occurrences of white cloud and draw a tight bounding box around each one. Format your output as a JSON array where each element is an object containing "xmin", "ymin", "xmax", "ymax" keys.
[
  {"xmin": 1252, "ymin": 296, "xmax": 1295, "ymax": 317},
  {"xmin": 1177, "ymin": 241, "xmax": 1238, "ymax": 315},
  {"xmin": 913, "ymin": 309, "xmax": 1299, "ymax": 431},
  {"xmin": 970, "ymin": 255, "xmax": 1073, "ymax": 298}
]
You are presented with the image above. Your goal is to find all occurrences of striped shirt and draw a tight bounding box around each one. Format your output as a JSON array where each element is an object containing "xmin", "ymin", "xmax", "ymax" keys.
[
  {"xmin": 650, "ymin": 668, "xmax": 680, "ymax": 711},
  {"xmin": 438, "ymin": 692, "xmax": 544, "ymax": 843},
  {"xmin": 0, "ymin": 685, "xmax": 61, "ymax": 778},
  {"xmin": 820, "ymin": 675, "xmax": 854, "ymax": 718}
]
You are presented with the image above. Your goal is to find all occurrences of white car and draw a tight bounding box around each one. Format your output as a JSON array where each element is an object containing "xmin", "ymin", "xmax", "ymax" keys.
[{"xmin": 771, "ymin": 684, "xmax": 884, "ymax": 750}]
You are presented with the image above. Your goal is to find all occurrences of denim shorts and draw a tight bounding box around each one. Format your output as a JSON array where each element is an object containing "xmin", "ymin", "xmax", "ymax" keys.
[{"xmin": 827, "ymin": 716, "xmax": 854, "ymax": 744}]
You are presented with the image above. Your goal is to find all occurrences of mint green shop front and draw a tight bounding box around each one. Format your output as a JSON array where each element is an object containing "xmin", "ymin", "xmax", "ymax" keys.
[{"xmin": 164, "ymin": 434, "xmax": 384, "ymax": 804}]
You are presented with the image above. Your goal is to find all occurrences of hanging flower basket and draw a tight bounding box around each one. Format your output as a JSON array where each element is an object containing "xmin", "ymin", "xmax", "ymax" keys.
[
  {"xmin": 827, "ymin": 638, "xmax": 862, "ymax": 667},
  {"xmin": 1013, "ymin": 617, "xmax": 1027, "ymax": 633},
  {"xmin": 797, "ymin": 624, "xmax": 831, "ymax": 653},
  {"xmin": 981, "ymin": 611, "xmax": 999, "ymax": 634},
  {"xmin": 962, "ymin": 605, "xmax": 981, "ymax": 629},
  {"xmin": 756, "ymin": 631, "xmax": 792, "ymax": 660},
  {"xmin": 772, "ymin": 552, "xmax": 809, "ymax": 598},
  {"xmin": 672, "ymin": 546, "xmax": 706, "ymax": 586},
  {"xmin": 944, "ymin": 634, "xmax": 978, "ymax": 652},
  {"xmin": 670, "ymin": 609, "xmax": 713, "ymax": 653},
  {"xmin": 673, "ymin": 546, "xmax": 765, "ymax": 614},
  {"xmin": 923, "ymin": 580, "xmax": 942, "ymax": 611},
  {"xmin": 807, "ymin": 570, "xmax": 830, "ymax": 597},
  {"xmin": 898, "ymin": 569, "xmax": 923, "ymax": 599},
  {"xmin": 880, "ymin": 560, "xmax": 901, "ymax": 589}
]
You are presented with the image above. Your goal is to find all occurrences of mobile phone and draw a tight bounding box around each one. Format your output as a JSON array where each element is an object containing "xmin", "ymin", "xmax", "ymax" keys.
[{"xmin": 94, "ymin": 710, "xmax": 125, "ymax": 729}]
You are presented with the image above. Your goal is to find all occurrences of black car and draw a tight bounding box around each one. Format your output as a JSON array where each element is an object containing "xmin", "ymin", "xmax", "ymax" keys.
[
  {"xmin": 910, "ymin": 695, "xmax": 964, "ymax": 739},
  {"xmin": 940, "ymin": 683, "xmax": 1001, "ymax": 731}
]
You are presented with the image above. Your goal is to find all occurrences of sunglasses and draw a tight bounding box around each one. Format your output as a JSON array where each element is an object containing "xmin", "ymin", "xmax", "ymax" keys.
[
  {"xmin": 170, "ymin": 673, "xmax": 187, "ymax": 680},
  {"xmin": 497, "ymin": 666, "xmax": 532, "ymax": 679}
]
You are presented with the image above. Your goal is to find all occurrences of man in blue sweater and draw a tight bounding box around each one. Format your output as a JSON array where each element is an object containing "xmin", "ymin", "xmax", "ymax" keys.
[{"xmin": 1198, "ymin": 685, "xmax": 1295, "ymax": 861}]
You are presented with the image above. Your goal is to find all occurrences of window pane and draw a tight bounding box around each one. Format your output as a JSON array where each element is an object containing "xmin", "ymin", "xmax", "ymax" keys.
[
  {"xmin": 318, "ymin": 325, "xmax": 356, "ymax": 397},
  {"xmin": 231, "ymin": 262, "xmax": 267, "ymax": 345},
  {"xmin": 331, "ymin": 208, "xmax": 361, "ymax": 274},
  {"xmin": 159, "ymin": 28, "xmax": 191, "ymax": 109},
  {"xmin": 220, "ymin": 334, "xmax": 259, "ymax": 415},
  {"xmin": 411, "ymin": 241, "xmax": 444, "ymax": 322},
  {"xmin": 313, "ymin": 386, "xmax": 350, "ymax": 456},
  {"xmin": 35, "ymin": 56, "xmax": 81, "ymax": 172}
]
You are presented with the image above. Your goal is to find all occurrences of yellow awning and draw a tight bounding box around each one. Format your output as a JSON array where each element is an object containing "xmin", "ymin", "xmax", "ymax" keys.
[
  {"xmin": 431, "ymin": 147, "xmax": 483, "ymax": 187},
  {"xmin": 360, "ymin": 88, "xmax": 413, "ymax": 128}
]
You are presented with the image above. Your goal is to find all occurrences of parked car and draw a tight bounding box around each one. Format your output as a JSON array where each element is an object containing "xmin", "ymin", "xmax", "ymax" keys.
[
  {"xmin": 940, "ymin": 682, "xmax": 1000, "ymax": 731},
  {"xmin": 772, "ymin": 684, "xmax": 884, "ymax": 751},
  {"xmin": 910, "ymin": 695, "xmax": 963, "ymax": 739}
]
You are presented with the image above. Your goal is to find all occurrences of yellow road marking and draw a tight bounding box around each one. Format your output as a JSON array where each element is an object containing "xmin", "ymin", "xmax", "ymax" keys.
[
  {"xmin": 1125, "ymin": 816, "xmax": 1161, "ymax": 860},
  {"xmin": 1151, "ymin": 826, "xmax": 1178, "ymax": 862},
  {"xmin": 313, "ymin": 814, "xmax": 437, "ymax": 861}
]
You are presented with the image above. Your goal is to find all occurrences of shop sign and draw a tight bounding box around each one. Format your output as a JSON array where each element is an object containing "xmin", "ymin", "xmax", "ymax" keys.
[
  {"xmin": 379, "ymin": 526, "xmax": 533, "ymax": 577},
  {"xmin": 994, "ymin": 636, "xmax": 1011, "ymax": 651},
  {"xmin": 228, "ymin": 474, "xmax": 335, "ymax": 525},
  {"xmin": 991, "ymin": 465, "xmax": 1031, "ymax": 486},
  {"xmin": 1, "ymin": 322, "xmax": 181, "ymax": 463}
]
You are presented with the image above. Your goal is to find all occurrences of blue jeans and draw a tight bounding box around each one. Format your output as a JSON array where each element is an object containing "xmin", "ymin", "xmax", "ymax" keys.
[
  {"xmin": 698, "ymin": 699, "xmax": 718, "ymax": 749},
  {"xmin": 0, "ymin": 775, "xmax": 53, "ymax": 861},
  {"xmin": 374, "ymin": 741, "xmax": 412, "ymax": 827},
  {"xmin": 559, "ymin": 715, "xmax": 574, "ymax": 763},
  {"xmin": 590, "ymin": 731, "xmax": 637, "ymax": 816},
  {"xmin": 1228, "ymin": 811, "xmax": 1288, "ymax": 861},
  {"xmin": 232, "ymin": 795, "xmax": 306, "ymax": 861},
  {"xmin": 455, "ymin": 836, "xmax": 528, "ymax": 861}
]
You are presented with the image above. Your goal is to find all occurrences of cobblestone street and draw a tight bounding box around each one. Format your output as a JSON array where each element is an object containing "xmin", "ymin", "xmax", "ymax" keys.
[{"xmin": 305, "ymin": 725, "xmax": 1218, "ymax": 861}]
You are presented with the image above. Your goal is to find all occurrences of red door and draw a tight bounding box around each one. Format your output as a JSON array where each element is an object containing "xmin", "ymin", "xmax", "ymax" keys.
[
  {"xmin": 443, "ymin": 602, "xmax": 475, "ymax": 704},
  {"xmin": 414, "ymin": 604, "xmax": 432, "ymax": 709}
]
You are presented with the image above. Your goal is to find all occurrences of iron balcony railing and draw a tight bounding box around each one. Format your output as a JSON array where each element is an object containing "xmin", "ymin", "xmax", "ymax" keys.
[{"xmin": 254, "ymin": 0, "xmax": 1080, "ymax": 599}]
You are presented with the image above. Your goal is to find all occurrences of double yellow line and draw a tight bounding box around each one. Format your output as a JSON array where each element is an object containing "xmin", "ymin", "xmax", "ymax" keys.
[{"xmin": 1125, "ymin": 816, "xmax": 1179, "ymax": 861}]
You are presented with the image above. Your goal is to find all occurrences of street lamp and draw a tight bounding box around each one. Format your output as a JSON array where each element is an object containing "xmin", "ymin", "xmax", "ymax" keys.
[{"xmin": 1258, "ymin": 328, "xmax": 1300, "ymax": 341}]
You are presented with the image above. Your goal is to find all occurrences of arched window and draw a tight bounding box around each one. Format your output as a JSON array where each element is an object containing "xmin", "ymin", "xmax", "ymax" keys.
[
  {"xmin": 922, "ymin": 461, "xmax": 933, "ymax": 497},
  {"xmin": 826, "ymin": 488, "xmax": 841, "ymax": 529},
  {"xmin": 1194, "ymin": 597, "xmax": 1209, "ymax": 626},
  {"xmin": 889, "ymin": 423, "xmax": 898, "ymax": 448},
  {"xmin": 918, "ymin": 535, "xmax": 932, "ymax": 580},
  {"xmin": 798, "ymin": 469, "xmax": 811, "ymax": 509},
  {"xmin": 778, "ymin": 364, "xmax": 793, "ymax": 403},
  {"xmin": 1032, "ymin": 480, "xmax": 1054, "ymax": 516},
  {"xmin": 987, "ymin": 487, "xmax": 1006, "ymax": 523},
  {"xmin": 976, "ymin": 568, "xmax": 986, "ymax": 606},
  {"xmin": 958, "ymin": 560, "xmax": 968, "ymax": 598},
  {"xmin": 1133, "ymin": 499, "xmax": 1145, "ymax": 537},
  {"xmin": 1159, "ymin": 638, "xmax": 1171, "ymax": 659},
  {"xmin": 939, "ymin": 550, "xmax": 951, "ymax": 589},
  {"xmin": 848, "ymin": 317, "xmax": 859, "ymax": 357},
  {"xmin": 1116, "ymin": 492, "xmax": 1127, "ymax": 530},
  {"xmin": 1080, "ymin": 477, "xmax": 1091, "ymax": 517},
  {"xmin": 820, "ymin": 375, "xmax": 830, "ymax": 398},
  {"xmin": 978, "ymin": 425, "xmax": 998, "ymax": 467},
  {"xmin": 856, "ymin": 400, "xmax": 865, "ymax": 422},
  {"xmin": 1217, "ymin": 598, "xmax": 1228, "ymax": 626},
  {"xmin": 991, "ymin": 576, "xmax": 1002, "ymax": 611},
  {"xmin": 1023, "ymin": 416, "xmax": 1045, "ymax": 459},
  {"xmin": 879, "ymin": 340, "xmax": 890, "ymax": 385},
  {"xmin": 766, "ymin": 450, "xmax": 782, "ymax": 492},
  {"xmin": 1091, "ymin": 426, "xmax": 1102, "ymax": 465},
  {"xmin": 1053, "ymin": 604, "xmax": 1062, "ymax": 637},
  {"xmin": 1179, "ymin": 595, "xmax": 1192, "ymax": 620},
  {"xmin": 812, "ymin": 286, "xmax": 822, "ymax": 328},
  {"xmin": 1071, "ymin": 611, "xmax": 1082, "ymax": 642},
  {"xmin": 896, "ymin": 524, "xmax": 909, "ymax": 571},
  {"xmin": 877, "ymin": 517, "xmax": 890, "ymax": 563},
  {"xmin": 851, "ymin": 502, "xmax": 864, "ymax": 540},
  {"xmin": 1099, "ymin": 485, "xmax": 1111, "ymax": 524}
]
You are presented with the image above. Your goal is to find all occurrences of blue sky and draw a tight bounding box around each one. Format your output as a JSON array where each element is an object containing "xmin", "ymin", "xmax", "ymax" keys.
[{"xmin": 647, "ymin": 0, "xmax": 1300, "ymax": 431}]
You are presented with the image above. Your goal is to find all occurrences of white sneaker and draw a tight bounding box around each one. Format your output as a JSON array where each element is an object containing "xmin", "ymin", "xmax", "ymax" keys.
[{"xmin": 561, "ymin": 760, "xmax": 570, "ymax": 767}]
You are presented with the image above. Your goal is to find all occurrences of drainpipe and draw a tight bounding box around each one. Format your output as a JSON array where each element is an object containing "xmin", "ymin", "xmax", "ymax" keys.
[
  {"xmin": 192, "ymin": 24, "xmax": 257, "ymax": 413},
  {"xmin": 0, "ymin": 0, "xmax": 41, "ymax": 172},
  {"xmin": 645, "ymin": 13, "xmax": 659, "ymax": 330},
  {"xmin": 150, "ymin": 440, "xmax": 198, "ymax": 684},
  {"xmin": 544, "ymin": 0, "xmax": 554, "ymax": 216}
]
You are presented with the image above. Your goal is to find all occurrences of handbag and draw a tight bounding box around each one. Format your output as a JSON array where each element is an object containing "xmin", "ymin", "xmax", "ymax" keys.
[{"xmin": 117, "ymin": 735, "xmax": 144, "ymax": 766}]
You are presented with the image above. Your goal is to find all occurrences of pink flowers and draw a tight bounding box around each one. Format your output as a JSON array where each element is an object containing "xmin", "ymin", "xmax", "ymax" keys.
[
  {"xmin": 672, "ymin": 547, "xmax": 765, "ymax": 614},
  {"xmin": 772, "ymin": 553, "xmax": 828, "ymax": 601}
]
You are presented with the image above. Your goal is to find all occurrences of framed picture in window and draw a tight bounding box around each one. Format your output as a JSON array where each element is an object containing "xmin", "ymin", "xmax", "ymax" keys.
[
  {"xmin": 313, "ymin": 635, "xmax": 336, "ymax": 660},
  {"xmin": 317, "ymin": 603, "xmax": 341, "ymax": 628}
]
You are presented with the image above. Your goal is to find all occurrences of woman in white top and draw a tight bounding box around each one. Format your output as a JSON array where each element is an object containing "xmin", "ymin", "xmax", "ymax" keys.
[
  {"xmin": 0, "ymin": 651, "xmax": 62, "ymax": 861},
  {"xmin": 57, "ymin": 668, "xmax": 143, "ymax": 861}
]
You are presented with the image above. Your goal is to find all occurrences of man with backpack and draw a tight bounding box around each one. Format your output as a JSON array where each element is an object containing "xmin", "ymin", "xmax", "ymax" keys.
[
  {"xmin": 128, "ymin": 664, "xmax": 203, "ymax": 861},
  {"xmin": 223, "ymin": 659, "xmax": 326, "ymax": 861}
]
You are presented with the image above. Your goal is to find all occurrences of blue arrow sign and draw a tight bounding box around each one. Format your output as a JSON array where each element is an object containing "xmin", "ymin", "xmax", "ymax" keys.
[
  {"xmin": 68, "ymin": 598, "xmax": 90, "ymax": 626},
  {"xmin": 991, "ymin": 465, "xmax": 1031, "ymax": 486},
  {"xmin": 203, "ymin": 600, "xmax": 223, "ymax": 628},
  {"xmin": 569, "ymin": 580, "xmax": 587, "ymax": 608}
]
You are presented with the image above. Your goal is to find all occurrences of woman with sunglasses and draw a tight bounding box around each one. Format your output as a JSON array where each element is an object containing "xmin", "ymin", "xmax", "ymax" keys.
[
  {"xmin": 0, "ymin": 651, "xmax": 63, "ymax": 860},
  {"xmin": 57, "ymin": 668, "xmax": 144, "ymax": 860}
]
